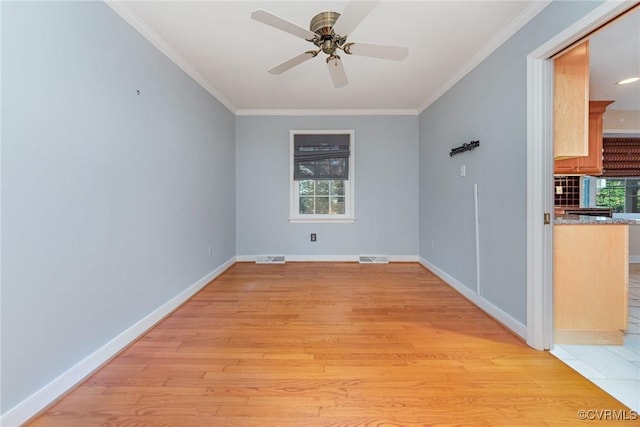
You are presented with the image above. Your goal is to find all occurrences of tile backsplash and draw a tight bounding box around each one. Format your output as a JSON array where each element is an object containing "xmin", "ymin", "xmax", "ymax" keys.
[{"xmin": 554, "ymin": 176, "xmax": 580, "ymax": 206}]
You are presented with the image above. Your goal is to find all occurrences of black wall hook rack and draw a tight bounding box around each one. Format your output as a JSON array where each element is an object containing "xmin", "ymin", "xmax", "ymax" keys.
[{"xmin": 450, "ymin": 140, "xmax": 480, "ymax": 157}]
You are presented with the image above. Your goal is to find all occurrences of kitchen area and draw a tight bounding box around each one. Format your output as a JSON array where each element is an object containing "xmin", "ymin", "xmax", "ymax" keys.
[{"xmin": 551, "ymin": 6, "xmax": 640, "ymax": 412}]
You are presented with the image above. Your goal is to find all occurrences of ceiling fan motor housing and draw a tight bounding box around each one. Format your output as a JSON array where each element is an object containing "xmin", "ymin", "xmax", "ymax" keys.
[
  {"xmin": 310, "ymin": 11, "xmax": 340, "ymax": 35},
  {"xmin": 309, "ymin": 11, "xmax": 346, "ymax": 55}
]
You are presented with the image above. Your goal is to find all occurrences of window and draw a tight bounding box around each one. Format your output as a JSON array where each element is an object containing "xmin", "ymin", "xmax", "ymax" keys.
[
  {"xmin": 595, "ymin": 178, "xmax": 640, "ymax": 213},
  {"xmin": 290, "ymin": 130, "xmax": 355, "ymax": 222}
]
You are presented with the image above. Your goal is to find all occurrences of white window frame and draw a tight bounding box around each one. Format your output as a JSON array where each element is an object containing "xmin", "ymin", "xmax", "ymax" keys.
[{"xmin": 289, "ymin": 130, "xmax": 355, "ymax": 223}]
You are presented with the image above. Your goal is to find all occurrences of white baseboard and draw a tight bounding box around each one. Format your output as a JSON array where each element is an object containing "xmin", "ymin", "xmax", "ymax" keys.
[
  {"xmin": 389, "ymin": 255, "xmax": 420, "ymax": 262},
  {"xmin": 0, "ymin": 257, "xmax": 236, "ymax": 427},
  {"xmin": 629, "ymin": 255, "xmax": 640, "ymax": 264},
  {"xmin": 418, "ymin": 257, "xmax": 527, "ymax": 340},
  {"xmin": 237, "ymin": 254, "xmax": 419, "ymax": 263}
]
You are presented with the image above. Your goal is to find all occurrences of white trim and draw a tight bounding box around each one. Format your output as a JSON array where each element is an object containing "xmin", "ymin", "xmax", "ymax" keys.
[
  {"xmin": 629, "ymin": 255, "xmax": 640, "ymax": 264},
  {"xmin": 236, "ymin": 255, "xmax": 419, "ymax": 263},
  {"xmin": 105, "ymin": 0, "xmax": 548, "ymax": 117},
  {"xmin": 526, "ymin": 55, "xmax": 555, "ymax": 351},
  {"xmin": 236, "ymin": 109, "xmax": 419, "ymax": 116},
  {"xmin": 389, "ymin": 255, "xmax": 420, "ymax": 262},
  {"xmin": 473, "ymin": 183, "xmax": 481, "ymax": 295},
  {"xmin": 417, "ymin": 0, "xmax": 551, "ymax": 113},
  {"xmin": 289, "ymin": 217, "xmax": 356, "ymax": 223},
  {"xmin": 419, "ymin": 257, "xmax": 527, "ymax": 339},
  {"xmin": 104, "ymin": 1, "xmax": 236, "ymax": 114},
  {"xmin": 0, "ymin": 257, "xmax": 236, "ymax": 427},
  {"xmin": 527, "ymin": 2, "xmax": 636, "ymax": 60},
  {"xmin": 526, "ymin": 1, "xmax": 638, "ymax": 351},
  {"xmin": 286, "ymin": 255, "xmax": 358, "ymax": 262},
  {"xmin": 0, "ymin": 1, "xmax": 4, "ymax": 419}
]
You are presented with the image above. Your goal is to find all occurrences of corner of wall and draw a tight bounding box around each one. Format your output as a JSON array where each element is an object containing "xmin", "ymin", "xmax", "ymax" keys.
[
  {"xmin": 0, "ymin": 257, "xmax": 236, "ymax": 427},
  {"xmin": 418, "ymin": 257, "xmax": 527, "ymax": 340}
]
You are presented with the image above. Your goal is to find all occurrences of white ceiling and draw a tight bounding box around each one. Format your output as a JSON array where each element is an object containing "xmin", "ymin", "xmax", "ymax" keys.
[
  {"xmin": 589, "ymin": 6, "xmax": 640, "ymax": 111},
  {"xmin": 111, "ymin": 1, "xmax": 545, "ymax": 113},
  {"xmin": 109, "ymin": 1, "xmax": 639, "ymax": 114}
]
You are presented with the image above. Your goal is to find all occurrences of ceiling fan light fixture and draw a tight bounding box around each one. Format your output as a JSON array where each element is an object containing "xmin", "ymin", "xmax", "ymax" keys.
[
  {"xmin": 616, "ymin": 76, "xmax": 640, "ymax": 85},
  {"xmin": 322, "ymin": 39, "xmax": 336, "ymax": 54}
]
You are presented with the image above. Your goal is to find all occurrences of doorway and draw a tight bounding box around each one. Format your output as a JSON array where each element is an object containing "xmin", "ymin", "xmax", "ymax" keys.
[{"xmin": 526, "ymin": 1, "xmax": 639, "ymax": 411}]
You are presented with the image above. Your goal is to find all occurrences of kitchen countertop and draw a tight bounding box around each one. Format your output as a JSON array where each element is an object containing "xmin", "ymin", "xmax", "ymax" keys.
[
  {"xmin": 554, "ymin": 206, "xmax": 614, "ymax": 215},
  {"xmin": 554, "ymin": 214, "xmax": 638, "ymax": 225}
]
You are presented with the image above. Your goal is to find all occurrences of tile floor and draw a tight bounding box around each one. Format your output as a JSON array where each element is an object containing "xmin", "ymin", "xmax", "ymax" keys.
[{"xmin": 552, "ymin": 264, "xmax": 640, "ymax": 412}]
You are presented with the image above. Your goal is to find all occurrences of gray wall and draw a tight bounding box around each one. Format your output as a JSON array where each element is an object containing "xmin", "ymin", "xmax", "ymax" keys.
[
  {"xmin": 418, "ymin": 0, "xmax": 603, "ymax": 324},
  {"xmin": 1, "ymin": 2, "xmax": 236, "ymax": 412},
  {"xmin": 236, "ymin": 115, "xmax": 418, "ymax": 257}
]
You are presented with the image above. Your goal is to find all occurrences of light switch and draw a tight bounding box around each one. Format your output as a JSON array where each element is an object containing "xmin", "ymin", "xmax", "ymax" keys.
[{"xmin": 460, "ymin": 165, "xmax": 466, "ymax": 177}]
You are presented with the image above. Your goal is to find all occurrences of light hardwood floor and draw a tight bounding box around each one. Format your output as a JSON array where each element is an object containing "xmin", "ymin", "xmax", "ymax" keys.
[{"xmin": 28, "ymin": 263, "xmax": 630, "ymax": 426}]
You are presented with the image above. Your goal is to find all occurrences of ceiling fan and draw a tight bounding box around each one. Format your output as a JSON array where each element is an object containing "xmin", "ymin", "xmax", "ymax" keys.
[{"xmin": 251, "ymin": 1, "xmax": 408, "ymax": 88}]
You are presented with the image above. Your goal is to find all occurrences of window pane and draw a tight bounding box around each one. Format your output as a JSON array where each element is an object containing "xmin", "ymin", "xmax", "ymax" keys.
[
  {"xmin": 316, "ymin": 197, "xmax": 330, "ymax": 214},
  {"xmin": 299, "ymin": 197, "xmax": 314, "ymax": 214},
  {"xmin": 299, "ymin": 180, "xmax": 314, "ymax": 195},
  {"xmin": 330, "ymin": 196, "xmax": 345, "ymax": 214},
  {"xmin": 633, "ymin": 180, "xmax": 640, "ymax": 213},
  {"xmin": 332, "ymin": 180, "xmax": 345, "ymax": 196},
  {"xmin": 596, "ymin": 179, "xmax": 625, "ymax": 212},
  {"xmin": 316, "ymin": 180, "xmax": 330, "ymax": 195}
]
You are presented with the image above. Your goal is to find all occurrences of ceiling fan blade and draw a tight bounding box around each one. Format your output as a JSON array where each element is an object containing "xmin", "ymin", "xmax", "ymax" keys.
[
  {"xmin": 251, "ymin": 9, "xmax": 316, "ymax": 40},
  {"xmin": 327, "ymin": 56, "xmax": 348, "ymax": 88},
  {"xmin": 269, "ymin": 51, "xmax": 318, "ymax": 75},
  {"xmin": 332, "ymin": 1, "xmax": 379, "ymax": 36},
  {"xmin": 344, "ymin": 42, "xmax": 408, "ymax": 61}
]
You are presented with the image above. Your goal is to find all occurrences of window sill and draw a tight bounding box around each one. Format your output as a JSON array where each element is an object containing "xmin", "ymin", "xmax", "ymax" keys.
[{"xmin": 289, "ymin": 216, "xmax": 356, "ymax": 224}]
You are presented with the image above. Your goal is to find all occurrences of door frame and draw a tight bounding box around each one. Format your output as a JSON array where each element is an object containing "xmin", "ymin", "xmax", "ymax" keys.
[{"xmin": 526, "ymin": 1, "xmax": 638, "ymax": 350}]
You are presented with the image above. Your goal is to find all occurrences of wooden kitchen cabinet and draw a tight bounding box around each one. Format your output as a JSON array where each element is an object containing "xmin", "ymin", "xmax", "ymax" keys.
[
  {"xmin": 554, "ymin": 40, "xmax": 589, "ymax": 159},
  {"xmin": 554, "ymin": 100, "xmax": 614, "ymax": 175},
  {"xmin": 554, "ymin": 224, "xmax": 628, "ymax": 344}
]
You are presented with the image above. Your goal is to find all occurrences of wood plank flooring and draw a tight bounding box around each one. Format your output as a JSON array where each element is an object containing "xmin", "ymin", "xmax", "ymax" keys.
[{"xmin": 28, "ymin": 263, "xmax": 630, "ymax": 426}]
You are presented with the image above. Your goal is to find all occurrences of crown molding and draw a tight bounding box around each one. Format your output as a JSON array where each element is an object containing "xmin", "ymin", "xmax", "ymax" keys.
[
  {"xmin": 236, "ymin": 255, "xmax": 419, "ymax": 262},
  {"xmin": 417, "ymin": 0, "xmax": 552, "ymax": 114},
  {"xmin": 104, "ymin": 0, "xmax": 237, "ymax": 114},
  {"xmin": 236, "ymin": 109, "xmax": 419, "ymax": 116},
  {"xmin": 105, "ymin": 0, "xmax": 549, "ymax": 117}
]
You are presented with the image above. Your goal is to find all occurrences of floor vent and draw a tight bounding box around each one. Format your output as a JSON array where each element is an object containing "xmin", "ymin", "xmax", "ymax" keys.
[
  {"xmin": 255, "ymin": 255, "xmax": 286, "ymax": 264},
  {"xmin": 359, "ymin": 255, "xmax": 389, "ymax": 264}
]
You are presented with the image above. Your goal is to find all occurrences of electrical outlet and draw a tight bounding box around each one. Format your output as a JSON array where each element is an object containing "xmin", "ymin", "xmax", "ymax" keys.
[
  {"xmin": 460, "ymin": 165, "xmax": 466, "ymax": 177},
  {"xmin": 208, "ymin": 244, "xmax": 212, "ymax": 255},
  {"xmin": 310, "ymin": 233, "xmax": 317, "ymax": 242}
]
